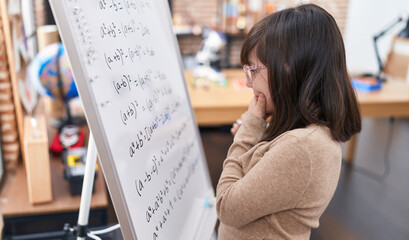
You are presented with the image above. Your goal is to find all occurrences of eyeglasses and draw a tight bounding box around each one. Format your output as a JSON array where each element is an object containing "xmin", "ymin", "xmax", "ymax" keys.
[{"xmin": 243, "ymin": 64, "xmax": 265, "ymax": 83}]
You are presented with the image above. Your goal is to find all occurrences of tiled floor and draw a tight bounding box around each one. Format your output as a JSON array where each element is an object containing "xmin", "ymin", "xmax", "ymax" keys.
[{"xmin": 312, "ymin": 118, "xmax": 409, "ymax": 240}]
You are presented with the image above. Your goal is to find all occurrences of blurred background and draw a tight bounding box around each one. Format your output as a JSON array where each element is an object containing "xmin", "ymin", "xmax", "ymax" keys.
[{"xmin": 0, "ymin": 0, "xmax": 409, "ymax": 239}]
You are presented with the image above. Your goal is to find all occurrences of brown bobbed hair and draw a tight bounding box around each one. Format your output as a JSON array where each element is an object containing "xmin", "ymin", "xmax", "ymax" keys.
[{"xmin": 241, "ymin": 4, "xmax": 361, "ymax": 142}]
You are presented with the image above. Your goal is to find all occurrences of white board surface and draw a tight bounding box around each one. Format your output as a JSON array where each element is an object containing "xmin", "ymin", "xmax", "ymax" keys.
[{"xmin": 49, "ymin": 0, "xmax": 217, "ymax": 239}]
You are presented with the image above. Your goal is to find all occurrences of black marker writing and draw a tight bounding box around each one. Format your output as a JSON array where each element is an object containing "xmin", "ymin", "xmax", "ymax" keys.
[
  {"xmin": 104, "ymin": 45, "xmax": 155, "ymax": 70},
  {"xmin": 134, "ymin": 120, "xmax": 188, "ymax": 197},
  {"xmin": 120, "ymin": 100, "xmax": 138, "ymax": 125}
]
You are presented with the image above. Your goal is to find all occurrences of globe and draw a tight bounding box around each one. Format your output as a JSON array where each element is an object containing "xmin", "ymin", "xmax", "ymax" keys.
[
  {"xmin": 30, "ymin": 42, "xmax": 78, "ymax": 101},
  {"xmin": 29, "ymin": 42, "xmax": 86, "ymax": 130}
]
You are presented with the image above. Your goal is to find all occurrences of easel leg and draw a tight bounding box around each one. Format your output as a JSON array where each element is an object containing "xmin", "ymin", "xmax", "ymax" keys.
[{"xmin": 77, "ymin": 133, "xmax": 98, "ymax": 240}]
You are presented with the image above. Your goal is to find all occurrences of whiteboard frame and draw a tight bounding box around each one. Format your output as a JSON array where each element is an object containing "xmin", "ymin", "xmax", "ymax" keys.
[{"xmin": 49, "ymin": 0, "xmax": 216, "ymax": 239}]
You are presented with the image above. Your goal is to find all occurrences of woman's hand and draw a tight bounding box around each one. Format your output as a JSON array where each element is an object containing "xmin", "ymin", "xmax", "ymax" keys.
[
  {"xmin": 230, "ymin": 120, "xmax": 241, "ymax": 136},
  {"xmin": 231, "ymin": 113, "xmax": 246, "ymax": 136},
  {"xmin": 231, "ymin": 94, "xmax": 267, "ymax": 136},
  {"xmin": 248, "ymin": 93, "xmax": 267, "ymax": 119}
]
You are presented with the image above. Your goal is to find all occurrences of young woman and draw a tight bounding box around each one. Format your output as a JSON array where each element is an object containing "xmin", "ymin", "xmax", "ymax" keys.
[{"xmin": 216, "ymin": 4, "xmax": 361, "ymax": 240}]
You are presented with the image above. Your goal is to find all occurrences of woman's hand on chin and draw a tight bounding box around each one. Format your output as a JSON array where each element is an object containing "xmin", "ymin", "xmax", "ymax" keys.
[{"xmin": 249, "ymin": 93, "xmax": 267, "ymax": 119}]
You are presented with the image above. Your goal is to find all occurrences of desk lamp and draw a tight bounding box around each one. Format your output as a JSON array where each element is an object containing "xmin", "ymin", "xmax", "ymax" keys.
[
  {"xmin": 373, "ymin": 17, "xmax": 404, "ymax": 82},
  {"xmin": 398, "ymin": 18, "xmax": 409, "ymax": 38}
]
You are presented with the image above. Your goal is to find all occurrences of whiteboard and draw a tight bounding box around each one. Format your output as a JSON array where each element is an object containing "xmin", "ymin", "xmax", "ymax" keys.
[{"xmin": 49, "ymin": 0, "xmax": 217, "ymax": 239}]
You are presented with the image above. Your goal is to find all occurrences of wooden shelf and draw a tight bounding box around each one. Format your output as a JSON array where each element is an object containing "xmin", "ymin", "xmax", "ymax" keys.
[{"xmin": 0, "ymin": 154, "xmax": 108, "ymax": 218}]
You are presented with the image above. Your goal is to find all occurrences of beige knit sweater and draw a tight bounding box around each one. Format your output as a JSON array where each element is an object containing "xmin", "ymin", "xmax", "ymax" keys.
[{"xmin": 216, "ymin": 112, "xmax": 342, "ymax": 240}]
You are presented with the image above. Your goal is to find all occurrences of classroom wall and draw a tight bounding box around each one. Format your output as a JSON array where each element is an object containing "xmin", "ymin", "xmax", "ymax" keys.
[
  {"xmin": 172, "ymin": 0, "xmax": 218, "ymax": 27},
  {"xmin": 172, "ymin": 0, "xmax": 219, "ymax": 64},
  {"xmin": 344, "ymin": 0, "xmax": 409, "ymax": 74},
  {"xmin": 173, "ymin": 0, "xmax": 349, "ymax": 68}
]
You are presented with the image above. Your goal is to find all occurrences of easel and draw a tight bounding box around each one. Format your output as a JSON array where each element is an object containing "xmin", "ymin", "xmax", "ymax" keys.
[
  {"xmin": 75, "ymin": 133, "xmax": 98, "ymax": 240},
  {"xmin": 63, "ymin": 133, "xmax": 120, "ymax": 240},
  {"xmin": 49, "ymin": 0, "xmax": 218, "ymax": 238},
  {"xmin": 71, "ymin": 135, "xmax": 216, "ymax": 240}
]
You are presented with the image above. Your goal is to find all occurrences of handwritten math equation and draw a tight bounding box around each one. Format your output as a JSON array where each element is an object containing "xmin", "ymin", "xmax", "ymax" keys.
[
  {"xmin": 100, "ymin": 19, "xmax": 150, "ymax": 39},
  {"xmin": 112, "ymin": 69, "xmax": 167, "ymax": 95},
  {"xmin": 98, "ymin": 0, "xmax": 151, "ymax": 15},
  {"xmin": 104, "ymin": 45, "xmax": 155, "ymax": 70},
  {"xmin": 128, "ymin": 100, "xmax": 181, "ymax": 158}
]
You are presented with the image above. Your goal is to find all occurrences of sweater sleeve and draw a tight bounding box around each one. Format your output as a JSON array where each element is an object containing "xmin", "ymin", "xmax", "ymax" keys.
[
  {"xmin": 215, "ymin": 112, "xmax": 266, "ymax": 204},
  {"xmin": 216, "ymin": 135, "xmax": 312, "ymax": 228},
  {"xmin": 228, "ymin": 111, "xmax": 267, "ymax": 160}
]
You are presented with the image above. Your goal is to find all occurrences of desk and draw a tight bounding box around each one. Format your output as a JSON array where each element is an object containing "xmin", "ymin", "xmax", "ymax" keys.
[
  {"xmin": 0, "ymin": 155, "xmax": 108, "ymax": 235},
  {"xmin": 185, "ymin": 69, "xmax": 252, "ymax": 125},
  {"xmin": 355, "ymin": 80, "xmax": 409, "ymax": 117},
  {"xmin": 345, "ymin": 79, "xmax": 409, "ymax": 163},
  {"xmin": 0, "ymin": 160, "xmax": 107, "ymax": 217},
  {"xmin": 0, "ymin": 96, "xmax": 108, "ymax": 218},
  {"xmin": 186, "ymin": 69, "xmax": 409, "ymax": 163}
]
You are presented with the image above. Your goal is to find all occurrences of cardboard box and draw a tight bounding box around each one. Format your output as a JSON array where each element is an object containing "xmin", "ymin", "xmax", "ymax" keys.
[{"xmin": 23, "ymin": 115, "xmax": 52, "ymax": 204}]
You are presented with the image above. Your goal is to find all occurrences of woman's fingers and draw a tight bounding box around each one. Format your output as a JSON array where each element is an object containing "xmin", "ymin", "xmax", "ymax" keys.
[
  {"xmin": 230, "ymin": 122, "xmax": 241, "ymax": 136},
  {"xmin": 257, "ymin": 93, "xmax": 266, "ymax": 110},
  {"xmin": 249, "ymin": 94, "xmax": 266, "ymax": 119}
]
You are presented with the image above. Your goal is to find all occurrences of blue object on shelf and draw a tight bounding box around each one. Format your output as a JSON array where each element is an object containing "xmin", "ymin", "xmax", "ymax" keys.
[{"xmin": 352, "ymin": 78, "xmax": 382, "ymax": 91}]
